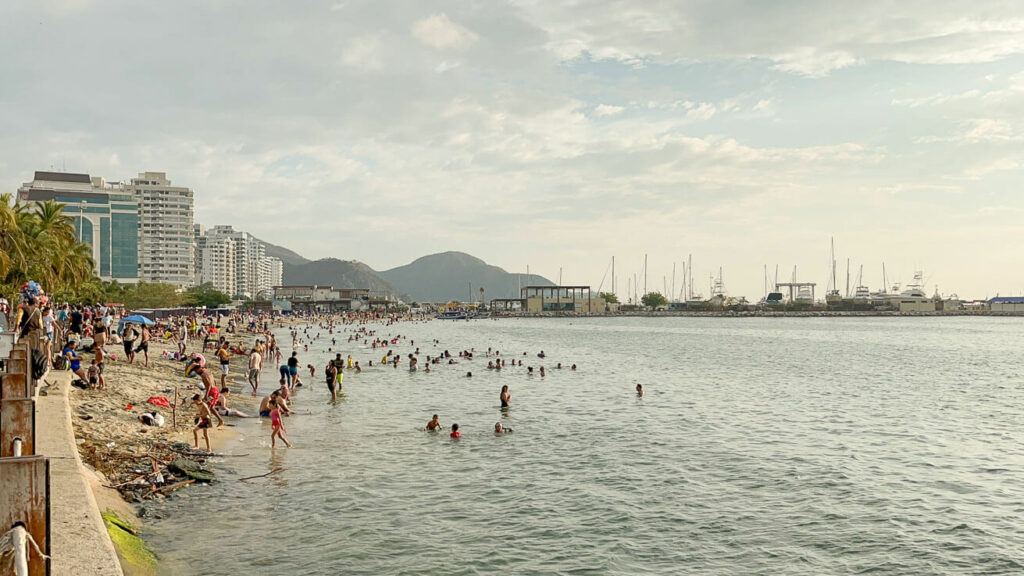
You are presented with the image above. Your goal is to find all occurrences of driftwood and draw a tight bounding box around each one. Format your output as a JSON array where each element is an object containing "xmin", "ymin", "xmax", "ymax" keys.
[
  {"xmin": 238, "ymin": 467, "xmax": 284, "ymax": 482},
  {"xmin": 153, "ymin": 479, "xmax": 194, "ymax": 494}
]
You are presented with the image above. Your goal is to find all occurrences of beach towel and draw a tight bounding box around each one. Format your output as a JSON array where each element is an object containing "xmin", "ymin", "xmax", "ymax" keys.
[{"xmin": 146, "ymin": 396, "xmax": 171, "ymax": 409}]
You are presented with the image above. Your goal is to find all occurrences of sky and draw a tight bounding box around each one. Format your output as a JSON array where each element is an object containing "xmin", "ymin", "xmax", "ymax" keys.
[{"xmin": 3, "ymin": 1, "xmax": 1024, "ymax": 300}]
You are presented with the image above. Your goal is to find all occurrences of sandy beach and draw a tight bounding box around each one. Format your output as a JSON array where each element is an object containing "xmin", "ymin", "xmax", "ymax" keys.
[{"xmin": 64, "ymin": 330, "xmax": 269, "ymax": 573}]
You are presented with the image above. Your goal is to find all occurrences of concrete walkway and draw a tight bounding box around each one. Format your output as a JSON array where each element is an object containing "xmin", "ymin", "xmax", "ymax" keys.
[{"xmin": 35, "ymin": 371, "xmax": 123, "ymax": 576}]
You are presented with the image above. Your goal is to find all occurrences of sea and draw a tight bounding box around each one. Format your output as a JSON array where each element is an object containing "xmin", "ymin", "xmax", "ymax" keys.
[{"xmin": 145, "ymin": 316, "xmax": 1024, "ymax": 575}]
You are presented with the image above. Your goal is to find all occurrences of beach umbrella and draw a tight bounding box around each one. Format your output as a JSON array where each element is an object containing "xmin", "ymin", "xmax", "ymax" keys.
[{"xmin": 122, "ymin": 314, "xmax": 156, "ymax": 325}]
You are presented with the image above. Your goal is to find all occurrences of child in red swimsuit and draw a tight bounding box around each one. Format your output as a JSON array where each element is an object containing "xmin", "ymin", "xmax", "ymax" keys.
[{"xmin": 270, "ymin": 406, "xmax": 292, "ymax": 448}]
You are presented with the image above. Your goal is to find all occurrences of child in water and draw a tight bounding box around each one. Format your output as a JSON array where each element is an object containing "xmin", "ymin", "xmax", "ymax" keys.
[
  {"xmin": 450, "ymin": 423, "xmax": 461, "ymax": 439},
  {"xmin": 270, "ymin": 404, "xmax": 292, "ymax": 448},
  {"xmin": 636, "ymin": 383, "xmax": 644, "ymax": 397}
]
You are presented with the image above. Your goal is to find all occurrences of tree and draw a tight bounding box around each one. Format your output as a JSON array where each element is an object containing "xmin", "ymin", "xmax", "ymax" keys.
[
  {"xmin": 599, "ymin": 292, "xmax": 619, "ymax": 304},
  {"xmin": 1, "ymin": 194, "xmax": 100, "ymax": 304},
  {"xmin": 641, "ymin": 291, "xmax": 668, "ymax": 308},
  {"xmin": 186, "ymin": 283, "xmax": 231, "ymax": 308},
  {"xmin": 123, "ymin": 282, "xmax": 186, "ymax": 309}
]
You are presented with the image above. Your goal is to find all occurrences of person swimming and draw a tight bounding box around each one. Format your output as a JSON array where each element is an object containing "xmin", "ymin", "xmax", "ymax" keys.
[
  {"xmin": 500, "ymin": 385, "xmax": 510, "ymax": 408},
  {"xmin": 426, "ymin": 414, "xmax": 441, "ymax": 431},
  {"xmin": 636, "ymin": 383, "xmax": 644, "ymax": 397},
  {"xmin": 494, "ymin": 422, "xmax": 513, "ymax": 434},
  {"xmin": 450, "ymin": 423, "xmax": 461, "ymax": 439}
]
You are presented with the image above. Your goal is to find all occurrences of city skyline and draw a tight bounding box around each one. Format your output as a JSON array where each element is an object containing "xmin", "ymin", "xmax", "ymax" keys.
[{"xmin": 3, "ymin": 2, "xmax": 1024, "ymax": 298}]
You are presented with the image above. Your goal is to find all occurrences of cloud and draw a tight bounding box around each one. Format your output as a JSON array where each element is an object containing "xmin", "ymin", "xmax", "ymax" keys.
[
  {"xmin": 340, "ymin": 33, "xmax": 385, "ymax": 71},
  {"xmin": 411, "ymin": 13, "xmax": 479, "ymax": 50},
  {"xmin": 515, "ymin": 1, "xmax": 1024, "ymax": 76},
  {"xmin": 593, "ymin": 104, "xmax": 624, "ymax": 117}
]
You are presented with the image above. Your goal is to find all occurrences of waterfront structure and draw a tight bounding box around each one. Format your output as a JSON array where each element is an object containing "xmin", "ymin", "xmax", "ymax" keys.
[
  {"xmin": 127, "ymin": 172, "xmax": 195, "ymax": 286},
  {"xmin": 273, "ymin": 285, "xmax": 372, "ymax": 312},
  {"xmin": 521, "ymin": 285, "xmax": 600, "ymax": 313},
  {"xmin": 17, "ymin": 171, "xmax": 139, "ymax": 282},
  {"xmin": 988, "ymin": 296, "xmax": 1024, "ymax": 312}
]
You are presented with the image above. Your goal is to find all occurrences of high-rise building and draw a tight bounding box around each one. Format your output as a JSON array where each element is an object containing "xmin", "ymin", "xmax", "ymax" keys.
[
  {"xmin": 200, "ymin": 235, "xmax": 236, "ymax": 295},
  {"xmin": 194, "ymin": 225, "xmax": 283, "ymax": 298},
  {"xmin": 17, "ymin": 171, "xmax": 139, "ymax": 282},
  {"xmin": 258, "ymin": 255, "xmax": 284, "ymax": 299},
  {"xmin": 128, "ymin": 172, "xmax": 194, "ymax": 286}
]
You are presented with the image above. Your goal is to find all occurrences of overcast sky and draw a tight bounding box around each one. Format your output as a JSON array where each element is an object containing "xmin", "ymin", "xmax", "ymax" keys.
[{"xmin": 3, "ymin": 1, "xmax": 1024, "ymax": 299}]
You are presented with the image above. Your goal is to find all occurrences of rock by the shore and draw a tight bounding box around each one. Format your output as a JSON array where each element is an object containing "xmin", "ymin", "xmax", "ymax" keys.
[{"xmin": 168, "ymin": 458, "xmax": 215, "ymax": 483}]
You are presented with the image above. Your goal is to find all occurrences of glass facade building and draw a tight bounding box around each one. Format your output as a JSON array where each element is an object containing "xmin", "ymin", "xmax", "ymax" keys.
[{"xmin": 17, "ymin": 172, "xmax": 140, "ymax": 282}]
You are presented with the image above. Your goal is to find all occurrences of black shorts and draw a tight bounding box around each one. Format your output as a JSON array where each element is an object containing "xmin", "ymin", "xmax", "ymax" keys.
[
  {"xmin": 123, "ymin": 341, "xmax": 135, "ymax": 355},
  {"xmin": 135, "ymin": 342, "xmax": 149, "ymax": 352}
]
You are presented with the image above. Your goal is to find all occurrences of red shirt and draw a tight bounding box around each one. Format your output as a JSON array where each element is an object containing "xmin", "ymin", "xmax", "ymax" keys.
[{"xmin": 450, "ymin": 430, "xmax": 461, "ymax": 439}]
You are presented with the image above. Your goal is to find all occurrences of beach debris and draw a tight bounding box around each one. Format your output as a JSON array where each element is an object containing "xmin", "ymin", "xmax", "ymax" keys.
[
  {"xmin": 138, "ymin": 412, "xmax": 165, "ymax": 427},
  {"xmin": 168, "ymin": 458, "xmax": 215, "ymax": 483},
  {"xmin": 238, "ymin": 466, "xmax": 284, "ymax": 482}
]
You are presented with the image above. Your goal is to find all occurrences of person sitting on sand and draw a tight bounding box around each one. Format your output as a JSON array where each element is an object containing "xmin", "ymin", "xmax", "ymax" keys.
[
  {"xmin": 192, "ymin": 394, "xmax": 215, "ymax": 453},
  {"xmin": 426, "ymin": 414, "xmax": 442, "ymax": 431},
  {"xmin": 214, "ymin": 387, "xmax": 250, "ymax": 418}
]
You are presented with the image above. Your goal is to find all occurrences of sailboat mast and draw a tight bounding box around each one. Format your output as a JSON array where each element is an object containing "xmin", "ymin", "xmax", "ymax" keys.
[
  {"xmin": 643, "ymin": 254, "xmax": 648, "ymax": 296},
  {"xmin": 612, "ymin": 256, "xmax": 615, "ymax": 298},
  {"xmin": 846, "ymin": 258, "xmax": 850, "ymax": 297},
  {"xmin": 671, "ymin": 262, "xmax": 676, "ymax": 301}
]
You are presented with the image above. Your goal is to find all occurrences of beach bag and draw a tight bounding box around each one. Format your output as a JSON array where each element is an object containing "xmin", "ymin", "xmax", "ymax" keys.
[
  {"xmin": 31, "ymin": 349, "xmax": 48, "ymax": 380},
  {"xmin": 53, "ymin": 354, "xmax": 68, "ymax": 371}
]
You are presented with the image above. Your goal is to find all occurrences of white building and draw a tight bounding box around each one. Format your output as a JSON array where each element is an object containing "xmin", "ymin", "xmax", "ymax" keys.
[
  {"xmin": 129, "ymin": 172, "xmax": 195, "ymax": 286},
  {"xmin": 258, "ymin": 256, "xmax": 284, "ymax": 299},
  {"xmin": 200, "ymin": 235, "xmax": 236, "ymax": 295},
  {"xmin": 195, "ymin": 225, "xmax": 282, "ymax": 298}
]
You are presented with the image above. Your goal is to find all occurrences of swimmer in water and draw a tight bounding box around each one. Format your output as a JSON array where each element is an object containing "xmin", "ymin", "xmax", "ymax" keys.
[
  {"xmin": 636, "ymin": 383, "xmax": 644, "ymax": 397},
  {"xmin": 466, "ymin": 371, "xmax": 472, "ymax": 378},
  {"xmin": 500, "ymin": 385, "xmax": 510, "ymax": 408},
  {"xmin": 450, "ymin": 423, "xmax": 461, "ymax": 439},
  {"xmin": 426, "ymin": 414, "xmax": 441, "ymax": 431},
  {"xmin": 494, "ymin": 422, "xmax": 512, "ymax": 434}
]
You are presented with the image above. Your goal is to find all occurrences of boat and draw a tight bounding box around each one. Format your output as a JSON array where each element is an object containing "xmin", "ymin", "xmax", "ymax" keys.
[{"xmin": 436, "ymin": 311, "xmax": 467, "ymax": 320}]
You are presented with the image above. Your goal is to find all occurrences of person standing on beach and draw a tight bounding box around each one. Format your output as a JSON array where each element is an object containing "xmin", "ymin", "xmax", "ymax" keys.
[
  {"xmin": 247, "ymin": 347, "xmax": 262, "ymax": 395},
  {"xmin": 216, "ymin": 340, "xmax": 231, "ymax": 388},
  {"xmin": 122, "ymin": 323, "xmax": 138, "ymax": 364},
  {"xmin": 136, "ymin": 324, "xmax": 151, "ymax": 366},
  {"xmin": 192, "ymin": 394, "xmax": 214, "ymax": 453}
]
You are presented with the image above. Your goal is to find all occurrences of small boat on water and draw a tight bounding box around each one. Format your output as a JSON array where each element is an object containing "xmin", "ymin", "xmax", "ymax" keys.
[{"xmin": 436, "ymin": 311, "xmax": 467, "ymax": 320}]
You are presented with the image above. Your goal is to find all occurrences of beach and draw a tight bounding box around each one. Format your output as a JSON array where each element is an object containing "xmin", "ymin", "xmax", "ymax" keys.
[{"xmin": 58, "ymin": 318, "xmax": 297, "ymax": 574}]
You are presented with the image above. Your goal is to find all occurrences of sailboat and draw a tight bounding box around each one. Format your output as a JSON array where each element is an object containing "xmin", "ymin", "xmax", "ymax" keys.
[{"xmin": 825, "ymin": 238, "xmax": 842, "ymax": 305}]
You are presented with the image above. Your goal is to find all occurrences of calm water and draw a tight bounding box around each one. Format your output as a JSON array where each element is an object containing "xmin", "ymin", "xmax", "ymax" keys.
[{"xmin": 147, "ymin": 317, "xmax": 1024, "ymax": 575}]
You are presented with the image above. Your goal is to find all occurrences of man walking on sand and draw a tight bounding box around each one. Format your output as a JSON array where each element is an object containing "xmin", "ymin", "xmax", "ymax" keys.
[
  {"xmin": 136, "ymin": 324, "xmax": 151, "ymax": 367},
  {"xmin": 248, "ymin": 346, "xmax": 262, "ymax": 395}
]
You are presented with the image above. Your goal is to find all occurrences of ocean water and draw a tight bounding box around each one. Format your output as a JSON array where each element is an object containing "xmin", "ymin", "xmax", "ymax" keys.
[{"xmin": 146, "ymin": 317, "xmax": 1024, "ymax": 575}]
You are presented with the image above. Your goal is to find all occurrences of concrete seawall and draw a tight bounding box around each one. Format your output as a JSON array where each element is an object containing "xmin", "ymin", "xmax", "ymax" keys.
[{"xmin": 35, "ymin": 371, "xmax": 124, "ymax": 576}]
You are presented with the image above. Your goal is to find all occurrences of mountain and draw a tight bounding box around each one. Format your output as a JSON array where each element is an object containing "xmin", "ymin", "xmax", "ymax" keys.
[
  {"xmin": 378, "ymin": 251, "xmax": 554, "ymax": 303},
  {"xmin": 259, "ymin": 239, "xmax": 309, "ymax": 266},
  {"xmin": 283, "ymin": 258, "xmax": 409, "ymax": 301}
]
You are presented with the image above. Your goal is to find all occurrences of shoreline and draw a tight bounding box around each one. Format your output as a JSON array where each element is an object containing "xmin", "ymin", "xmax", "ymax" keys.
[
  {"xmin": 63, "ymin": 328, "xmax": 278, "ymax": 574},
  {"xmin": 497, "ymin": 309, "xmax": 1024, "ymax": 318}
]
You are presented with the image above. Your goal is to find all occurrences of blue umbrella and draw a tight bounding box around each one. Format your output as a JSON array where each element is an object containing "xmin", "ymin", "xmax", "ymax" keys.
[{"xmin": 121, "ymin": 314, "xmax": 155, "ymax": 325}]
